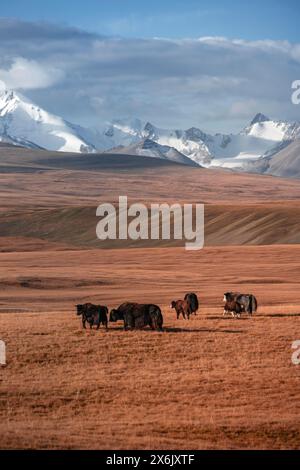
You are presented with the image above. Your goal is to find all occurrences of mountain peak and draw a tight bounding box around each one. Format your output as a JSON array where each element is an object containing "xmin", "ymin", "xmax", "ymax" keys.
[
  {"xmin": 0, "ymin": 86, "xmax": 17, "ymax": 99},
  {"xmin": 185, "ymin": 127, "xmax": 207, "ymax": 142},
  {"xmin": 0, "ymin": 88, "xmax": 21, "ymax": 116},
  {"xmin": 143, "ymin": 121, "xmax": 155, "ymax": 131},
  {"xmin": 143, "ymin": 122, "xmax": 156, "ymax": 139},
  {"xmin": 0, "ymin": 87, "xmax": 99, "ymax": 153},
  {"xmin": 250, "ymin": 113, "xmax": 270, "ymax": 126}
]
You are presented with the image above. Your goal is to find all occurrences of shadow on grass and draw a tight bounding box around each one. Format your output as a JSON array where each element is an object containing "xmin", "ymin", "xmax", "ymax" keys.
[
  {"xmin": 164, "ymin": 327, "xmax": 245, "ymax": 334},
  {"xmin": 260, "ymin": 313, "xmax": 300, "ymax": 318},
  {"xmin": 207, "ymin": 315, "xmax": 253, "ymax": 321},
  {"xmin": 106, "ymin": 325, "xmax": 245, "ymax": 334}
]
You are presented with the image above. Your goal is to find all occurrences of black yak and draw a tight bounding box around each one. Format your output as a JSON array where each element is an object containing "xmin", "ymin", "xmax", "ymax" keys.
[
  {"xmin": 110, "ymin": 302, "xmax": 163, "ymax": 331},
  {"xmin": 184, "ymin": 293, "xmax": 199, "ymax": 315},
  {"xmin": 76, "ymin": 303, "xmax": 108, "ymax": 329}
]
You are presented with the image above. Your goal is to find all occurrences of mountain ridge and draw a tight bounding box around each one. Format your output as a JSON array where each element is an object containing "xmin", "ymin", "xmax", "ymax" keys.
[{"xmin": 1, "ymin": 86, "xmax": 300, "ymax": 175}]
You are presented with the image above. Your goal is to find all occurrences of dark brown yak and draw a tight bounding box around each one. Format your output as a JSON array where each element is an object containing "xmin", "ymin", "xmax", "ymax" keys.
[
  {"xmin": 223, "ymin": 292, "xmax": 258, "ymax": 317},
  {"xmin": 76, "ymin": 303, "xmax": 108, "ymax": 329},
  {"xmin": 110, "ymin": 302, "xmax": 163, "ymax": 331},
  {"xmin": 223, "ymin": 299, "xmax": 243, "ymax": 317},
  {"xmin": 170, "ymin": 300, "xmax": 191, "ymax": 319}
]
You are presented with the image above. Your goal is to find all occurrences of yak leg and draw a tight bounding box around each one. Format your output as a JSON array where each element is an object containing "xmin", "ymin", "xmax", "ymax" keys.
[
  {"xmin": 82, "ymin": 318, "xmax": 86, "ymax": 329},
  {"xmin": 124, "ymin": 315, "xmax": 134, "ymax": 330}
]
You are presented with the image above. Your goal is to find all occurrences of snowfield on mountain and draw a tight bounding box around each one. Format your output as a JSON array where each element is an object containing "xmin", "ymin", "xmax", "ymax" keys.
[
  {"xmin": 0, "ymin": 88, "xmax": 103, "ymax": 153},
  {"xmin": 1, "ymin": 87, "xmax": 300, "ymax": 176},
  {"xmin": 108, "ymin": 114, "xmax": 300, "ymax": 170}
]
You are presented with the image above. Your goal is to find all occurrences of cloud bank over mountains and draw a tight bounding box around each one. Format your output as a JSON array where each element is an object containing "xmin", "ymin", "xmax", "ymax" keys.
[{"xmin": 0, "ymin": 18, "xmax": 299, "ymax": 132}]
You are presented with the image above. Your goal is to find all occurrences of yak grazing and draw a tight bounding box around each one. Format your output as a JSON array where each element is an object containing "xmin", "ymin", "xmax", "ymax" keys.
[
  {"xmin": 171, "ymin": 293, "xmax": 199, "ymax": 319},
  {"xmin": 110, "ymin": 302, "xmax": 163, "ymax": 331},
  {"xmin": 170, "ymin": 300, "xmax": 191, "ymax": 319},
  {"xmin": 76, "ymin": 303, "xmax": 108, "ymax": 329},
  {"xmin": 223, "ymin": 292, "xmax": 258, "ymax": 317}
]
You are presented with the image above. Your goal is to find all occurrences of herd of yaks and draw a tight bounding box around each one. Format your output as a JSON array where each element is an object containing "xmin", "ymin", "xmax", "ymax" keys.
[{"xmin": 76, "ymin": 291, "xmax": 258, "ymax": 331}]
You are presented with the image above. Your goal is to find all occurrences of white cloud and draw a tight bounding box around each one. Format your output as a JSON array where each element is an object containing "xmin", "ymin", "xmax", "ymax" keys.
[
  {"xmin": 291, "ymin": 44, "xmax": 300, "ymax": 63},
  {"xmin": 0, "ymin": 19, "xmax": 300, "ymax": 131},
  {"xmin": 229, "ymin": 100, "xmax": 260, "ymax": 118},
  {"xmin": 0, "ymin": 79, "xmax": 6, "ymax": 91},
  {"xmin": 0, "ymin": 57, "xmax": 64, "ymax": 90}
]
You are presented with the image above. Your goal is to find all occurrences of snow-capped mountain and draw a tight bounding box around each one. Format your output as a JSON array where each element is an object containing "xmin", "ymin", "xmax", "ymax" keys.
[
  {"xmin": 105, "ymin": 119, "xmax": 212, "ymax": 165},
  {"xmin": 0, "ymin": 87, "xmax": 104, "ymax": 153},
  {"xmin": 108, "ymin": 138, "xmax": 199, "ymax": 166},
  {"xmin": 107, "ymin": 114, "xmax": 300, "ymax": 169},
  {"xmin": 1, "ymin": 86, "xmax": 300, "ymax": 173},
  {"xmin": 207, "ymin": 113, "xmax": 299, "ymax": 169}
]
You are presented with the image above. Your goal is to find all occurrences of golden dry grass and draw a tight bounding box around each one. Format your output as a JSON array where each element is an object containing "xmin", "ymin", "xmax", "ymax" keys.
[
  {"xmin": 1, "ymin": 246, "xmax": 300, "ymax": 449},
  {"xmin": 1, "ymin": 149, "xmax": 300, "ymax": 449}
]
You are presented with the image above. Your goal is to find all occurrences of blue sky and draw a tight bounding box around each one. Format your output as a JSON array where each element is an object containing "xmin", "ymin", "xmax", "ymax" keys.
[
  {"xmin": 0, "ymin": 2, "xmax": 300, "ymax": 132},
  {"xmin": 1, "ymin": 0, "xmax": 300, "ymax": 42}
]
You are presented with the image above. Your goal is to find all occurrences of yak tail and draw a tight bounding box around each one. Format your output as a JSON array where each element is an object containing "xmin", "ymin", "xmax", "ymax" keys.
[{"xmin": 249, "ymin": 295, "xmax": 258, "ymax": 314}]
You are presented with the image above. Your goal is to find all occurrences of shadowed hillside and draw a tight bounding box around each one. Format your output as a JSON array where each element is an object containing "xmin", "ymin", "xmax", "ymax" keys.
[
  {"xmin": 1, "ymin": 145, "xmax": 300, "ymax": 250},
  {"xmin": 1, "ymin": 203, "xmax": 300, "ymax": 250}
]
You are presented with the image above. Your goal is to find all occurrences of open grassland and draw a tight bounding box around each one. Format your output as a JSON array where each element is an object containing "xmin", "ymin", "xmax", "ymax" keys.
[
  {"xmin": 0, "ymin": 246, "xmax": 300, "ymax": 449},
  {"xmin": 1, "ymin": 147, "xmax": 300, "ymax": 449}
]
